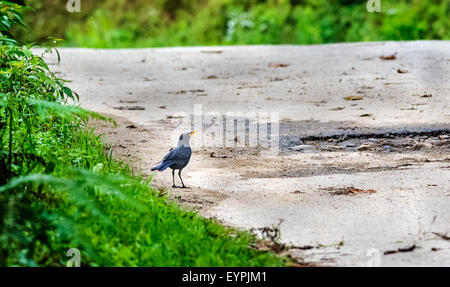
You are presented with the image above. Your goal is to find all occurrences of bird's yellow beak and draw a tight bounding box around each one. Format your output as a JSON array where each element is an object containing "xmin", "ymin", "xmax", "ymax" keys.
[{"xmin": 190, "ymin": 130, "xmax": 196, "ymax": 136}]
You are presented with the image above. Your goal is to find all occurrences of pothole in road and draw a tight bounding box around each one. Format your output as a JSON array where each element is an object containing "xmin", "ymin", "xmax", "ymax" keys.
[
  {"xmin": 167, "ymin": 115, "xmax": 449, "ymax": 154},
  {"xmin": 280, "ymin": 121, "xmax": 450, "ymax": 153}
]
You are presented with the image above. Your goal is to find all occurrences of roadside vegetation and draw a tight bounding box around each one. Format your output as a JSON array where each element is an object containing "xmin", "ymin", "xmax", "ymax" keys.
[
  {"xmin": 0, "ymin": 1, "xmax": 285, "ymax": 266},
  {"xmin": 15, "ymin": 0, "xmax": 450, "ymax": 48}
]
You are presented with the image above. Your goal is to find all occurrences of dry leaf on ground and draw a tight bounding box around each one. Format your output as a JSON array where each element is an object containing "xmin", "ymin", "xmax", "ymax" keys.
[
  {"xmin": 380, "ymin": 53, "xmax": 397, "ymax": 60},
  {"xmin": 344, "ymin": 96, "xmax": 363, "ymax": 101}
]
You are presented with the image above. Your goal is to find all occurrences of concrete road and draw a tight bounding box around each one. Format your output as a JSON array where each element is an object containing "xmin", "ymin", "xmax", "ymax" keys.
[{"xmin": 43, "ymin": 41, "xmax": 450, "ymax": 266}]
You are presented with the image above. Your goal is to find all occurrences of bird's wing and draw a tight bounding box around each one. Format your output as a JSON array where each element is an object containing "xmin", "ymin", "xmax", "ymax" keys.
[
  {"xmin": 160, "ymin": 148, "xmax": 176, "ymax": 163},
  {"xmin": 161, "ymin": 147, "xmax": 185, "ymax": 160},
  {"xmin": 165, "ymin": 147, "xmax": 187, "ymax": 160},
  {"xmin": 157, "ymin": 147, "xmax": 189, "ymax": 164}
]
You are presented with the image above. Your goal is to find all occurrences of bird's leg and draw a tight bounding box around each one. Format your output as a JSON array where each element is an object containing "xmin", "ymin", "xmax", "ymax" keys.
[
  {"xmin": 172, "ymin": 169, "xmax": 176, "ymax": 188},
  {"xmin": 178, "ymin": 170, "xmax": 186, "ymax": 188}
]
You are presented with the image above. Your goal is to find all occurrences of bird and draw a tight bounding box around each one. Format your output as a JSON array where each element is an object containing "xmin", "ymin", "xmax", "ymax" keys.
[{"xmin": 151, "ymin": 131, "xmax": 195, "ymax": 188}]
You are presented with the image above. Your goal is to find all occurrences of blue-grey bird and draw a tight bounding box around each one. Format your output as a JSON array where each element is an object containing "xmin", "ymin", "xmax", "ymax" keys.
[{"xmin": 151, "ymin": 131, "xmax": 195, "ymax": 188}]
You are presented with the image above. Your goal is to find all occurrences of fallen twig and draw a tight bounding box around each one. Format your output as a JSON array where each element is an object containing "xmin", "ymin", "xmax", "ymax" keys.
[{"xmin": 384, "ymin": 244, "xmax": 416, "ymax": 255}]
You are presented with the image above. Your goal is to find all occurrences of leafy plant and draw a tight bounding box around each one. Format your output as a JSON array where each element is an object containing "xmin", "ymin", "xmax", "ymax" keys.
[
  {"xmin": 14, "ymin": 0, "xmax": 450, "ymax": 48},
  {"xmin": 0, "ymin": 0, "xmax": 28, "ymax": 45}
]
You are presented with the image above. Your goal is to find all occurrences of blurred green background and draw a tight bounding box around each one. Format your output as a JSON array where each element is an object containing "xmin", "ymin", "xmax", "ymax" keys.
[{"xmin": 15, "ymin": 0, "xmax": 450, "ymax": 48}]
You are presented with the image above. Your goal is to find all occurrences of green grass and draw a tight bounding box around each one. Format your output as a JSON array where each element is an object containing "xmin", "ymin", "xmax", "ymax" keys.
[
  {"xmin": 1, "ymin": 120, "xmax": 286, "ymax": 266},
  {"xmin": 0, "ymin": 1, "xmax": 286, "ymax": 267},
  {"xmin": 44, "ymin": 131, "xmax": 286, "ymax": 266}
]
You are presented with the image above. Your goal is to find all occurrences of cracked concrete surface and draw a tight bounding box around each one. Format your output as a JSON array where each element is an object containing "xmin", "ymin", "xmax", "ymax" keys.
[{"xmin": 42, "ymin": 41, "xmax": 450, "ymax": 266}]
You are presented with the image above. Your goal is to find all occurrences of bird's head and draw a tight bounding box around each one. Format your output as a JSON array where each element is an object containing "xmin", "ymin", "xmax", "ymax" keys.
[{"xmin": 177, "ymin": 131, "xmax": 196, "ymax": 147}]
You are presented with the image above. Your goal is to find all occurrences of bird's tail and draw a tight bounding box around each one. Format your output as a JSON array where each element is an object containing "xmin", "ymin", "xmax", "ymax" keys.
[{"xmin": 151, "ymin": 161, "xmax": 173, "ymax": 171}]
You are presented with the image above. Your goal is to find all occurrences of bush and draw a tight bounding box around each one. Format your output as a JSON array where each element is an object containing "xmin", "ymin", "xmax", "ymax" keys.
[{"xmin": 13, "ymin": 0, "xmax": 450, "ymax": 48}]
